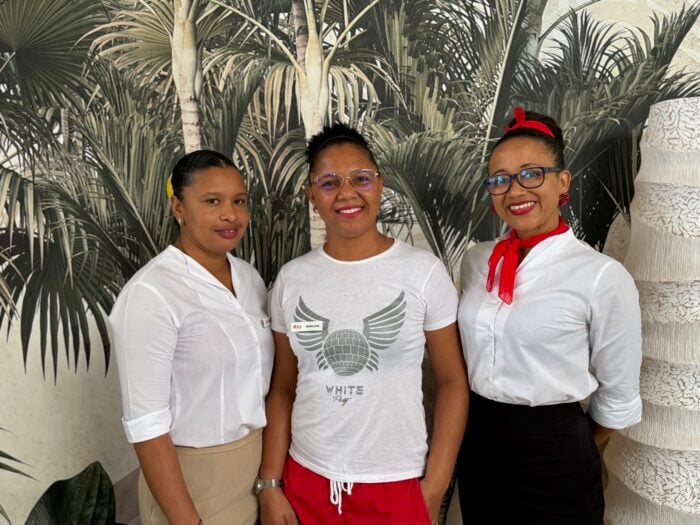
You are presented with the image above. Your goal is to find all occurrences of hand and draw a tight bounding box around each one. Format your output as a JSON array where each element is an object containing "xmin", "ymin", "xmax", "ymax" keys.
[
  {"xmin": 259, "ymin": 488, "xmax": 298, "ymax": 525},
  {"xmin": 419, "ymin": 479, "xmax": 443, "ymax": 525}
]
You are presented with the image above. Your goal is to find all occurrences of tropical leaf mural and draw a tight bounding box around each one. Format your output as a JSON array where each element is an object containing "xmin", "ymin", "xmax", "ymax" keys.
[{"xmin": 2, "ymin": 1, "xmax": 699, "ymax": 522}]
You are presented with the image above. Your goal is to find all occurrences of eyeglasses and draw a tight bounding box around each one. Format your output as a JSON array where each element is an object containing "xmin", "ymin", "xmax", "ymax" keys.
[
  {"xmin": 310, "ymin": 169, "xmax": 380, "ymax": 192},
  {"xmin": 484, "ymin": 166, "xmax": 561, "ymax": 195}
]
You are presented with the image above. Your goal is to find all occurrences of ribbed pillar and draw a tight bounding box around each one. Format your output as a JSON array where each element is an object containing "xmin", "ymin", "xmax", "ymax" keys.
[{"xmin": 605, "ymin": 97, "xmax": 700, "ymax": 524}]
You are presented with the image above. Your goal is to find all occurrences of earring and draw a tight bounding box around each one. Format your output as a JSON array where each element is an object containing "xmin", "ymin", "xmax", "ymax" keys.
[
  {"xmin": 489, "ymin": 204, "xmax": 496, "ymax": 214},
  {"xmin": 558, "ymin": 192, "xmax": 570, "ymax": 206},
  {"xmin": 313, "ymin": 206, "xmax": 318, "ymax": 213},
  {"xmin": 177, "ymin": 217, "xmax": 184, "ymax": 226}
]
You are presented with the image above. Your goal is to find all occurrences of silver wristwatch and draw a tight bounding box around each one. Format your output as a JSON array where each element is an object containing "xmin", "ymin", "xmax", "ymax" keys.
[{"xmin": 253, "ymin": 477, "xmax": 283, "ymax": 495}]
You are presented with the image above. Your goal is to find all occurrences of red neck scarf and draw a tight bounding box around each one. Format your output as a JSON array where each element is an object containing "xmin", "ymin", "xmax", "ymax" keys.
[{"xmin": 486, "ymin": 217, "xmax": 569, "ymax": 304}]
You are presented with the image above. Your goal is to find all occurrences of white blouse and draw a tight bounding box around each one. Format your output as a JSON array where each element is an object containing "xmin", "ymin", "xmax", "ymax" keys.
[
  {"xmin": 458, "ymin": 229, "xmax": 642, "ymax": 429},
  {"xmin": 109, "ymin": 246, "xmax": 274, "ymax": 447}
]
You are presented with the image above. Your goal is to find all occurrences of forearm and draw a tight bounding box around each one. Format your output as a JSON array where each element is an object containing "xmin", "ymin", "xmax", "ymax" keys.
[
  {"xmin": 424, "ymin": 380, "xmax": 469, "ymax": 494},
  {"xmin": 259, "ymin": 388, "xmax": 295, "ymax": 479},
  {"xmin": 590, "ymin": 419, "xmax": 615, "ymax": 448},
  {"xmin": 134, "ymin": 434, "xmax": 199, "ymax": 525}
]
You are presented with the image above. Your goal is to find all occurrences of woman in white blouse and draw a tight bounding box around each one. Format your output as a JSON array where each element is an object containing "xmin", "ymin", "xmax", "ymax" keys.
[
  {"xmin": 457, "ymin": 108, "xmax": 642, "ymax": 524},
  {"xmin": 110, "ymin": 150, "xmax": 274, "ymax": 525}
]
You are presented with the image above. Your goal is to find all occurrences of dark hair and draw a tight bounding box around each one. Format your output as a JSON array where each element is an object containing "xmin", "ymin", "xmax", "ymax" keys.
[
  {"xmin": 171, "ymin": 149, "xmax": 236, "ymax": 199},
  {"xmin": 306, "ymin": 123, "xmax": 377, "ymax": 174},
  {"xmin": 492, "ymin": 110, "xmax": 566, "ymax": 167}
]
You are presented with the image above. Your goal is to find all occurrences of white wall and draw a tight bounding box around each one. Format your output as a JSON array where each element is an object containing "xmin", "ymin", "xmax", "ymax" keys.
[{"xmin": 0, "ymin": 317, "xmax": 137, "ymax": 523}]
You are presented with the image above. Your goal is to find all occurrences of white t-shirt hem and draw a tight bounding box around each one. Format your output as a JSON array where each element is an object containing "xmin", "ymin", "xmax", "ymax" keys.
[{"xmin": 289, "ymin": 450, "xmax": 424, "ymax": 483}]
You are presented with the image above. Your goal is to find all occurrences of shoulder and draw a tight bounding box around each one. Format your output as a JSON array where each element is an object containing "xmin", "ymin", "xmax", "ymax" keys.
[
  {"xmin": 459, "ymin": 240, "xmax": 495, "ymax": 274},
  {"xmin": 555, "ymin": 235, "xmax": 637, "ymax": 300},
  {"xmin": 229, "ymin": 255, "xmax": 265, "ymax": 288},
  {"xmin": 566, "ymin": 235, "xmax": 633, "ymax": 281},
  {"xmin": 111, "ymin": 249, "xmax": 182, "ymax": 314},
  {"xmin": 278, "ymin": 248, "xmax": 322, "ymax": 275},
  {"xmin": 392, "ymin": 240, "xmax": 444, "ymax": 268},
  {"xmin": 120, "ymin": 248, "xmax": 182, "ymax": 294}
]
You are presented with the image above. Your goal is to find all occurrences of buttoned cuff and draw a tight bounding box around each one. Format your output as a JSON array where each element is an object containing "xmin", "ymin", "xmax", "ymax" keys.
[
  {"xmin": 123, "ymin": 408, "xmax": 172, "ymax": 443},
  {"xmin": 588, "ymin": 392, "xmax": 642, "ymax": 430}
]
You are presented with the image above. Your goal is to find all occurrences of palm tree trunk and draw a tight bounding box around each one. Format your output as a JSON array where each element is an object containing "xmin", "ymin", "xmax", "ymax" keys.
[
  {"xmin": 172, "ymin": 0, "xmax": 203, "ymax": 153},
  {"xmin": 293, "ymin": 0, "xmax": 327, "ymax": 248}
]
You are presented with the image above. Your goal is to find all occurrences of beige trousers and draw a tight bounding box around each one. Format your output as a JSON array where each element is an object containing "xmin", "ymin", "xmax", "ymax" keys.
[{"xmin": 138, "ymin": 429, "xmax": 262, "ymax": 525}]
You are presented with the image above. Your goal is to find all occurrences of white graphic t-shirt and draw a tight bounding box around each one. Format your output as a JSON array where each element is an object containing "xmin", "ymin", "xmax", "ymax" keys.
[{"xmin": 271, "ymin": 240, "xmax": 458, "ymax": 483}]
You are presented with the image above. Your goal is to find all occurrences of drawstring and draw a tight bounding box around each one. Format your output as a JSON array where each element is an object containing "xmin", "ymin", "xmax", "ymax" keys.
[{"xmin": 329, "ymin": 479, "xmax": 354, "ymax": 514}]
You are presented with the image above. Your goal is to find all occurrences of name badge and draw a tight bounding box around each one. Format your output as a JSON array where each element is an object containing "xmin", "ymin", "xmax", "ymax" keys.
[
  {"xmin": 261, "ymin": 317, "xmax": 271, "ymax": 328},
  {"xmin": 290, "ymin": 321, "xmax": 323, "ymax": 332}
]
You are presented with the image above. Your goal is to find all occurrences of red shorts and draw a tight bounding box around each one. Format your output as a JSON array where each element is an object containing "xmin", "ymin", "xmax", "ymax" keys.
[{"xmin": 282, "ymin": 456, "xmax": 431, "ymax": 525}]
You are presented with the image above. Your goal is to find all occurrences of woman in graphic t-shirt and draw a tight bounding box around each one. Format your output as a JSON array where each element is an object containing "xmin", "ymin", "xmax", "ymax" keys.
[
  {"xmin": 456, "ymin": 108, "xmax": 642, "ymax": 524},
  {"xmin": 257, "ymin": 124, "xmax": 469, "ymax": 525}
]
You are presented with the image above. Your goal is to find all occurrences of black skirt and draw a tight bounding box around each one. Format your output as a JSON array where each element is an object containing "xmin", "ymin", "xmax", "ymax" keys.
[{"xmin": 456, "ymin": 391, "xmax": 604, "ymax": 525}]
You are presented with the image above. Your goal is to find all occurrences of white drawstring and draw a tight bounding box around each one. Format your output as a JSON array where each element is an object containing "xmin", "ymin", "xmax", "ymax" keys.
[{"xmin": 329, "ymin": 479, "xmax": 354, "ymax": 514}]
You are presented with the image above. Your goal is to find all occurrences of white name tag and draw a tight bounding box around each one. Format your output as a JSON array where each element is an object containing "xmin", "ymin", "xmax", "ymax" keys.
[
  {"xmin": 261, "ymin": 317, "xmax": 271, "ymax": 328},
  {"xmin": 290, "ymin": 321, "xmax": 323, "ymax": 332}
]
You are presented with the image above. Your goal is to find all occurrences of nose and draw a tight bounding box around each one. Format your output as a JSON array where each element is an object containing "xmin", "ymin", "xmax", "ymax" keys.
[
  {"xmin": 220, "ymin": 203, "xmax": 242, "ymax": 223},
  {"xmin": 505, "ymin": 175, "xmax": 527, "ymax": 198},
  {"xmin": 337, "ymin": 176, "xmax": 359, "ymax": 198}
]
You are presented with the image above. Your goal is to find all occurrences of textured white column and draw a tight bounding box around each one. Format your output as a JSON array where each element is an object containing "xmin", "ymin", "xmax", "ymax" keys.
[{"xmin": 605, "ymin": 97, "xmax": 700, "ymax": 524}]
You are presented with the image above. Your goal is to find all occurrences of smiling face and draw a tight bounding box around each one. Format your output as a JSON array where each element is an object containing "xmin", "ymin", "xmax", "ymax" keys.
[
  {"xmin": 488, "ymin": 136, "xmax": 571, "ymax": 239},
  {"xmin": 306, "ymin": 142, "xmax": 383, "ymax": 245},
  {"xmin": 171, "ymin": 165, "xmax": 249, "ymax": 260}
]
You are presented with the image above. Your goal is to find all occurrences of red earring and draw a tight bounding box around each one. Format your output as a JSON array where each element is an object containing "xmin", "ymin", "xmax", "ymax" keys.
[
  {"xmin": 558, "ymin": 192, "xmax": 570, "ymax": 206},
  {"xmin": 490, "ymin": 204, "xmax": 497, "ymax": 214}
]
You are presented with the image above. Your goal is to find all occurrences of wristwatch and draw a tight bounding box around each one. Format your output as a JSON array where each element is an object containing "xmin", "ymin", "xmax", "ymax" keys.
[{"xmin": 254, "ymin": 477, "xmax": 283, "ymax": 495}]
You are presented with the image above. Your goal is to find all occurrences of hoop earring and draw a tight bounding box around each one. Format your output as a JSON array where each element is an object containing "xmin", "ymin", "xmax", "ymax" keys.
[{"xmin": 558, "ymin": 192, "xmax": 570, "ymax": 206}]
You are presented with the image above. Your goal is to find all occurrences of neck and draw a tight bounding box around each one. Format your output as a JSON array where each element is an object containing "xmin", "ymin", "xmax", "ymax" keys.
[
  {"xmin": 323, "ymin": 231, "xmax": 394, "ymax": 261},
  {"xmin": 513, "ymin": 215, "xmax": 563, "ymax": 240},
  {"xmin": 175, "ymin": 237, "xmax": 230, "ymax": 276}
]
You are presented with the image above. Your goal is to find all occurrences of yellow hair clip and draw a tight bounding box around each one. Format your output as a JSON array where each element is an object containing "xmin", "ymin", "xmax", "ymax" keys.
[{"xmin": 166, "ymin": 175, "xmax": 174, "ymax": 199}]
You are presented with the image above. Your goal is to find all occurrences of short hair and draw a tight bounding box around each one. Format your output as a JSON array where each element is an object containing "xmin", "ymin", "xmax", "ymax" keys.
[
  {"xmin": 492, "ymin": 110, "xmax": 566, "ymax": 167},
  {"xmin": 306, "ymin": 123, "xmax": 377, "ymax": 174},
  {"xmin": 170, "ymin": 149, "xmax": 236, "ymax": 199}
]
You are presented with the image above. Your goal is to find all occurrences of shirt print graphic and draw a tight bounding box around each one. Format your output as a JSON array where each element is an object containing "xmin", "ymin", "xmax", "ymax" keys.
[{"xmin": 294, "ymin": 291, "xmax": 406, "ymax": 376}]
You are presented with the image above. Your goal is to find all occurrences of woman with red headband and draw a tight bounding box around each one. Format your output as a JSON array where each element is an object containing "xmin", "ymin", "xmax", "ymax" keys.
[{"xmin": 456, "ymin": 109, "xmax": 642, "ymax": 524}]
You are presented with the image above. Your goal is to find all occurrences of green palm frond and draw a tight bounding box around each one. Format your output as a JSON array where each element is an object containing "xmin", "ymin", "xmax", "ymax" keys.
[
  {"xmin": 92, "ymin": 0, "xmax": 236, "ymax": 93},
  {"xmin": 514, "ymin": 4, "xmax": 700, "ymax": 248},
  {"xmin": 0, "ymin": 0, "xmax": 105, "ymax": 107},
  {"xmin": 236, "ymin": 128, "xmax": 310, "ymax": 284},
  {"xmin": 1, "ymin": 62, "xmax": 185, "ymax": 377},
  {"xmin": 369, "ymin": 124, "xmax": 489, "ymax": 273}
]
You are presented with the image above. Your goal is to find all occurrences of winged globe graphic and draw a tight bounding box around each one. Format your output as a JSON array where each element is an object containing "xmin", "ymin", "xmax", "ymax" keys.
[{"xmin": 294, "ymin": 292, "xmax": 407, "ymax": 376}]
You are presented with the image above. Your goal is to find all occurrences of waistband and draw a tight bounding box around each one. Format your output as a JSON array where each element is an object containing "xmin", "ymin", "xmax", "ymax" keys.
[
  {"xmin": 175, "ymin": 428, "xmax": 262, "ymax": 455},
  {"xmin": 470, "ymin": 391, "xmax": 584, "ymax": 423}
]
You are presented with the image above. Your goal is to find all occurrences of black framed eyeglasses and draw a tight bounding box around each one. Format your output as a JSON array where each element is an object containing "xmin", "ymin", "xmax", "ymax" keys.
[
  {"xmin": 484, "ymin": 166, "xmax": 561, "ymax": 195},
  {"xmin": 310, "ymin": 169, "xmax": 380, "ymax": 192}
]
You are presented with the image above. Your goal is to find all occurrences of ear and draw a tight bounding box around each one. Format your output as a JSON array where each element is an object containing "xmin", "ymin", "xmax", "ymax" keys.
[
  {"xmin": 558, "ymin": 169, "xmax": 572, "ymax": 193},
  {"xmin": 171, "ymin": 196, "xmax": 183, "ymax": 221},
  {"xmin": 305, "ymin": 184, "xmax": 316, "ymax": 208}
]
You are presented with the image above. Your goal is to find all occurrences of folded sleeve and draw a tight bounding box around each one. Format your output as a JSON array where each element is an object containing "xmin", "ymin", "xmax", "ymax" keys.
[
  {"xmin": 422, "ymin": 260, "xmax": 459, "ymax": 331},
  {"xmin": 588, "ymin": 262, "xmax": 643, "ymax": 429},
  {"xmin": 109, "ymin": 282, "xmax": 178, "ymax": 443}
]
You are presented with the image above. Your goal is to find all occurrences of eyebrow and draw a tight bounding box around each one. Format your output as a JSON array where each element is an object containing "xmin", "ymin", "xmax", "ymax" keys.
[
  {"xmin": 491, "ymin": 162, "xmax": 539, "ymax": 175},
  {"xmin": 200, "ymin": 192, "xmax": 248, "ymax": 198}
]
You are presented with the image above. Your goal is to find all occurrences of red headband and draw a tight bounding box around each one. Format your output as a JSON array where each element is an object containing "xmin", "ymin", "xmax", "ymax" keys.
[{"xmin": 503, "ymin": 107, "xmax": 555, "ymax": 138}]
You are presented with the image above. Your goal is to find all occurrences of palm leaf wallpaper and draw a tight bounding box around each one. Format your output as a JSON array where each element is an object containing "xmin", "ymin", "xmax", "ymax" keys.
[{"xmin": 1, "ymin": 0, "xmax": 698, "ymax": 522}]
